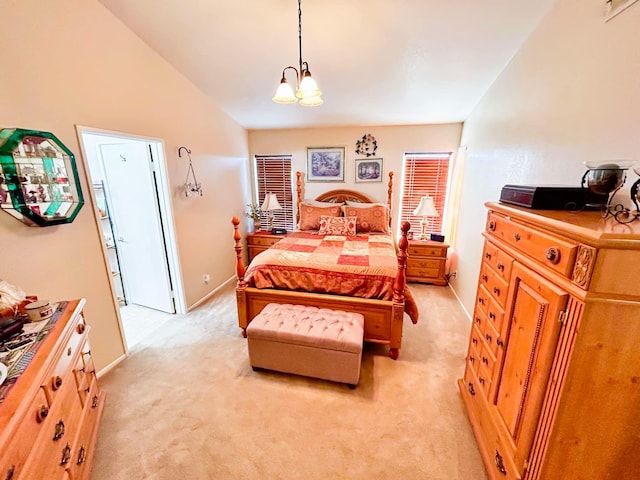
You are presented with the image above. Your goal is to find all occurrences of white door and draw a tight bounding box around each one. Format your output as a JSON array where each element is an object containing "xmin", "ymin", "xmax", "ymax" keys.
[{"xmin": 100, "ymin": 143, "xmax": 175, "ymax": 313}]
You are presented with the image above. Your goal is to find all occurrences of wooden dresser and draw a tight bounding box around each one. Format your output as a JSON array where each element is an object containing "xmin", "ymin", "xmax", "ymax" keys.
[
  {"xmin": 406, "ymin": 239, "xmax": 448, "ymax": 285},
  {"xmin": 247, "ymin": 231, "xmax": 286, "ymax": 262},
  {"xmin": 0, "ymin": 299, "xmax": 105, "ymax": 480},
  {"xmin": 458, "ymin": 202, "xmax": 640, "ymax": 480}
]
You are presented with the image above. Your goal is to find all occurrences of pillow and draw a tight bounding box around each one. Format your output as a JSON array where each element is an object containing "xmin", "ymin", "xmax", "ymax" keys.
[
  {"xmin": 319, "ymin": 216, "xmax": 357, "ymax": 236},
  {"xmin": 345, "ymin": 200, "xmax": 387, "ymax": 208},
  {"xmin": 304, "ymin": 198, "xmax": 344, "ymax": 207},
  {"xmin": 343, "ymin": 205, "xmax": 390, "ymax": 233},
  {"xmin": 298, "ymin": 204, "xmax": 342, "ymax": 231}
]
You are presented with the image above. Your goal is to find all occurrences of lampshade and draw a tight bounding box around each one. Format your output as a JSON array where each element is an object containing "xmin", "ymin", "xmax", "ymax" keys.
[
  {"xmin": 261, "ymin": 193, "xmax": 282, "ymax": 211},
  {"xmin": 413, "ymin": 195, "xmax": 439, "ymax": 217},
  {"xmin": 272, "ymin": 78, "xmax": 297, "ymax": 104}
]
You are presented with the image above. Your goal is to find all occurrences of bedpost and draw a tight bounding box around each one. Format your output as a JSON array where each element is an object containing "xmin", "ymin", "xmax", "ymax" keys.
[
  {"xmin": 296, "ymin": 171, "xmax": 303, "ymax": 225},
  {"xmin": 387, "ymin": 171, "xmax": 394, "ymax": 227},
  {"xmin": 389, "ymin": 220, "xmax": 410, "ymax": 360},
  {"xmin": 232, "ymin": 216, "xmax": 247, "ymax": 286},
  {"xmin": 232, "ymin": 216, "xmax": 249, "ymax": 337}
]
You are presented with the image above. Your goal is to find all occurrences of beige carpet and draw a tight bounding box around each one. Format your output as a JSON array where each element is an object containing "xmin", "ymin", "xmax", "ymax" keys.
[{"xmin": 92, "ymin": 282, "xmax": 487, "ymax": 480}]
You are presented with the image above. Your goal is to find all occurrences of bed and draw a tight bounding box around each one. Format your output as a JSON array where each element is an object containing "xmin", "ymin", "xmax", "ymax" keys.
[{"xmin": 231, "ymin": 171, "xmax": 417, "ymax": 359}]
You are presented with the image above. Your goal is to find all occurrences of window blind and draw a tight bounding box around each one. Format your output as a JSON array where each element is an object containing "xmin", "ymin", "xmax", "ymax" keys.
[
  {"xmin": 254, "ymin": 155, "xmax": 294, "ymax": 231},
  {"xmin": 400, "ymin": 153, "xmax": 451, "ymax": 235}
]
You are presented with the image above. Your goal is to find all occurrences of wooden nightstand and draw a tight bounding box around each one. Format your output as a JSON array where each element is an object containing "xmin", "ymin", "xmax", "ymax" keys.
[
  {"xmin": 247, "ymin": 231, "xmax": 287, "ymax": 262},
  {"xmin": 406, "ymin": 239, "xmax": 449, "ymax": 285}
]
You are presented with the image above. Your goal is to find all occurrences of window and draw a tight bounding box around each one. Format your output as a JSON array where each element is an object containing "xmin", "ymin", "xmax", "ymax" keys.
[
  {"xmin": 400, "ymin": 152, "xmax": 452, "ymax": 236},
  {"xmin": 254, "ymin": 155, "xmax": 295, "ymax": 231}
]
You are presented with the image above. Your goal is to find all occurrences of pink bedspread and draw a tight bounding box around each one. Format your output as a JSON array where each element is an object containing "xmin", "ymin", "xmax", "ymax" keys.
[{"xmin": 244, "ymin": 232, "xmax": 419, "ymax": 324}]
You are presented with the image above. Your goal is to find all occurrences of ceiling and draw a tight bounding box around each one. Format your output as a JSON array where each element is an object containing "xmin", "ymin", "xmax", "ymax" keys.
[{"xmin": 98, "ymin": 0, "xmax": 556, "ymax": 130}]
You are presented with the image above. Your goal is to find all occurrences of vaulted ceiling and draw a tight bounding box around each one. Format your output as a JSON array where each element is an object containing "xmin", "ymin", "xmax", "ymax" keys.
[{"xmin": 98, "ymin": 0, "xmax": 556, "ymax": 130}]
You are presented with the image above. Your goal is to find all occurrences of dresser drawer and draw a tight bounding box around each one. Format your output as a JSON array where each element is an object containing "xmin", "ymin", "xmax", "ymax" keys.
[
  {"xmin": 482, "ymin": 240, "xmax": 514, "ymax": 282},
  {"xmin": 487, "ymin": 212, "xmax": 578, "ymax": 279},
  {"xmin": 0, "ymin": 387, "xmax": 50, "ymax": 480}
]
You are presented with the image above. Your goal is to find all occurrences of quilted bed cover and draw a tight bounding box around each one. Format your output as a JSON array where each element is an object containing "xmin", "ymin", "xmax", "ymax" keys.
[{"xmin": 244, "ymin": 232, "xmax": 419, "ymax": 324}]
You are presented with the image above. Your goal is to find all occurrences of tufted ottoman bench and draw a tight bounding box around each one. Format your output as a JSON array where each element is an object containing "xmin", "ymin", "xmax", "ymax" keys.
[{"xmin": 246, "ymin": 303, "xmax": 365, "ymax": 388}]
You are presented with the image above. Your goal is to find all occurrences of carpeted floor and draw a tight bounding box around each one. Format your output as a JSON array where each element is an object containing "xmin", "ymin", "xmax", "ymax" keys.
[{"xmin": 91, "ymin": 282, "xmax": 488, "ymax": 480}]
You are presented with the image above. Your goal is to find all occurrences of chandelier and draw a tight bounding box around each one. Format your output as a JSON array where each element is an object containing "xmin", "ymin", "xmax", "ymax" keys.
[{"xmin": 272, "ymin": 0, "xmax": 323, "ymax": 106}]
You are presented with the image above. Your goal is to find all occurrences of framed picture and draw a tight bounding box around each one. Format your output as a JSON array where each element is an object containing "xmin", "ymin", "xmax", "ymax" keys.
[
  {"xmin": 307, "ymin": 146, "xmax": 345, "ymax": 182},
  {"xmin": 355, "ymin": 158, "xmax": 383, "ymax": 183}
]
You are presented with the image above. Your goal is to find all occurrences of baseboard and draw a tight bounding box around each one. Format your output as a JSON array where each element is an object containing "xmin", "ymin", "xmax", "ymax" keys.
[
  {"xmin": 96, "ymin": 353, "xmax": 127, "ymax": 378},
  {"xmin": 188, "ymin": 275, "xmax": 236, "ymax": 311},
  {"xmin": 447, "ymin": 283, "xmax": 472, "ymax": 322}
]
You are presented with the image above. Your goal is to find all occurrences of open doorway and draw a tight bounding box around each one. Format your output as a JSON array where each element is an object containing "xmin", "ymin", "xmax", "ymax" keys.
[{"xmin": 76, "ymin": 126, "xmax": 185, "ymax": 350}]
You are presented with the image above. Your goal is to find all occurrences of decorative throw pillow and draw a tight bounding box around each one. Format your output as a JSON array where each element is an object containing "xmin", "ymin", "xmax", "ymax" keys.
[
  {"xmin": 298, "ymin": 204, "xmax": 342, "ymax": 231},
  {"xmin": 318, "ymin": 216, "xmax": 357, "ymax": 236},
  {"xmin": 343, "ymin": 205, "xmax": 390, "ymax": 233}
]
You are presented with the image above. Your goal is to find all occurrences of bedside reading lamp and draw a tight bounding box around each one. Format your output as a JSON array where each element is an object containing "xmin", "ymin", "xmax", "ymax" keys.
[
  {"xmin": 412, "ymin": 195, "xmax": 439, "ymax": 241},
  {"xmin": 261, "ymin": 192, "xmax": 282, "ymax": 233}
]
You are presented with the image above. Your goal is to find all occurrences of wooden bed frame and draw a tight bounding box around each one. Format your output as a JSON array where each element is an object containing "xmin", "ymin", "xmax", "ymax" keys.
[{"xmin": 232, "ymin": 171, "xmax": 410, "ymax": 359}]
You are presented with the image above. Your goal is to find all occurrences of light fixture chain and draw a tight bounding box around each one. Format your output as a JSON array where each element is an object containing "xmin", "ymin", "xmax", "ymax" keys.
[{"xmin": 298, "ymin": 0, "xmax": 303, "ymax": 73}]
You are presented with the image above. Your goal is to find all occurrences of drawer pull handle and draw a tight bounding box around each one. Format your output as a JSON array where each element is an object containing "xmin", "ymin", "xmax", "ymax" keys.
[
  {"xmin": 475, "ymin": 317, "xmax": 482, "ymax": 325},
  {"xmin": 469, "ymin": 355, "xmax": 475, "ymax": 363},
  {"xmin": 77, "ymin": 446, "xmax": 87, "ymax": 465},
  {"xmin": 77, "ymin": 323, "xmax": 86, "ymax": 334},
  {"xmin": 482, "ymin": 274, "xmax": 488, "ymax": 282},
  {"xmin": 60, "ymin": 444, "xmax": 72, "ymax": 466},
  {"xmin": 53, "ymin": 420, "xmax": 65, "ymax": 440},
  {"xmin": 479, "ymin": 377, "xmax": 485, "ymax": 385},
  {"xmin": 546, "ymin": 247, "xmax": 561, "ymax": 265},
  {"xmin": 497, "ymin": 338, "xmax": 504, "ymax": 347},
  {"xmin": 67, "ymin": 347, "xmax": 72, "ymax": 356},
  {"xmin": 467, "ymin": 382, "xmax": 476, "ymax": 396},
  {"xmin": 5, "ymin": 466, "xmax": 15, "ymax": 480},
  {"xmin": 514, "ymin": 233, "xmax": 521, "ymax": 242},
  {"xmin": 92, "ymin": 394, "xmax": 100, "ymax": 408},
  {"xmin": 488, "ymin": 220, "xmax": 496, "ymax": 231},
  {"xmin": 482, "ymin": 357, "xmax": 489, "ymax": 365},
  {"xmin": 493, "ymin": 287, "xmax": 501, "ymax": 296},
  {"xmin": 489, "ymin": 312, "xmax": 496, "ymax": 320},
  {"xmin": 495, "ymin": 450, "xmax": 507, "ymax": 475},
  {"xmin": 478, "ymin": 297, "xmax": 485, "ymax": 305},
  {"xmin": 472, "ymin": 338, "xmax": 478, "ymax": 345},
  {"xmin": 485, "ymin": 333, "xmax": 493, "ymax": 342},
  {"xmin": 485, "ymin": 252, "xmax": 492, "ymax": 259},
  {"xmin": 37, "ymin": 404, "xmax": 49, "ymax": 423},
  {"xmin": 52, "ymin": 375, "xmax": 63, "ymax": 390},
  {"xmin": 497, "ymin": 262, "xmax": 504, "ymax": 271}
]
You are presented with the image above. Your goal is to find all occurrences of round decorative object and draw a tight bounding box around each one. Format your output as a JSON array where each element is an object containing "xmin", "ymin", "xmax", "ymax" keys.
[{"xmin": 355, "ymin": 134, "xmax": 378, "ymax": 157}]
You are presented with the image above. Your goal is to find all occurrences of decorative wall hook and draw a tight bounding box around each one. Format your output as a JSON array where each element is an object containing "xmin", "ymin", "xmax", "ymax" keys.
[{"xmin": 178, "ymin": 146, "xmax": 202, "ymax": 197}]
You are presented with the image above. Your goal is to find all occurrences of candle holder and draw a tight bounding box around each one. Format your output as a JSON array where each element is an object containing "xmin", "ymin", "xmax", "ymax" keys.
[{"xmin": 581, "ymin": 160, "xmax": 638, "ymax": 224}]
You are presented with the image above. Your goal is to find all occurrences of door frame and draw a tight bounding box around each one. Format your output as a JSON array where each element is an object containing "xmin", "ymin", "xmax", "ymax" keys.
[{"xmin": 75, "ymin": 125, "xmax": 186, "ymax": 319}]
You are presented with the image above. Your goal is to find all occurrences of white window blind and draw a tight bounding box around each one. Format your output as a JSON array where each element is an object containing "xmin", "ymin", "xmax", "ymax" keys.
[
  {"xmin": 254, "ymin": 155, "xmax": 294, "ymax": 231},
  {"xmin": 400, "ymin": 152, "xmax": 451, "ymax": 235}
]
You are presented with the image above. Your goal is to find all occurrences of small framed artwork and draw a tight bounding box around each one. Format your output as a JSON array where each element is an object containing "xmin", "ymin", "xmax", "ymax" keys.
[
  {"xmin": 307, "ymin": 146, "xmax": 345, "ymax": 182},
  {"xmin": 355, "ymin": 158, "xmax": 383, "ymax": 183}
]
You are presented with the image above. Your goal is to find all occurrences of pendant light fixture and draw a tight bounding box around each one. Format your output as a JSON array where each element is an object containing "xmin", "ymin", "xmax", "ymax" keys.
[{"xmin": 272, "ymin": 0, "xmax": 323, "ymax": 106}]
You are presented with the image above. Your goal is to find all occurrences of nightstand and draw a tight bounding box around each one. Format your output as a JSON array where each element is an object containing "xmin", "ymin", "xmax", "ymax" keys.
[
  {"xmin": 406, "ymin": 239, "xmax": 449, "ymax": 285},
  {"xmin": 247, "ymin": 231, "xmax": 286, "ymax": 262}
]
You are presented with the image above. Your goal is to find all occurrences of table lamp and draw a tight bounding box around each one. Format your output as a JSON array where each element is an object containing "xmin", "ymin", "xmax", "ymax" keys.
[
  {"xmin": 261, "ymin": 192, "xmax": 282, "ymax": 233},
  {"xmin": 412, "ymin": 195, "xmax": 439, "ymax": 241}
]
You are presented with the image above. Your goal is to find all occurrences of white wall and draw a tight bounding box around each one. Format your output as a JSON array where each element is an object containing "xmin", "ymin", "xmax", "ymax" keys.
[
  {"xmin": 249, "ymin": 124, "xmax": 462, "ymax": 234},
  {"xmin": 450, "ymin": 0, "xmax": 640, "ymax": 314},
  {"xmin": 0, "ymin": 0, "xmax": 249, "ymax": 371}
]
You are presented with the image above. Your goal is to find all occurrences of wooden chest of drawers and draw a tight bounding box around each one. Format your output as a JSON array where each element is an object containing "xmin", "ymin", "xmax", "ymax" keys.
[
  {"xmin": 458, "ymin": 203, "xmax": 640, "ymax": 480},
  {"xmin": 406, "ymin": 240, "xmax": 449, "ymax": 285},
  {"xmin": 0, "ymin": 299, "xmax": 105, "ymax": 480},
  {"xmin": 247, "ymin": 231, "xmax": 286, "ymax": 262}
]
